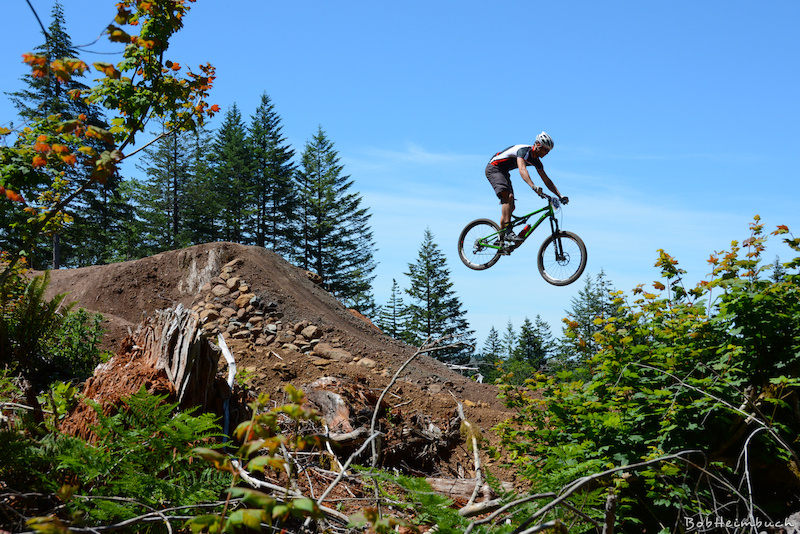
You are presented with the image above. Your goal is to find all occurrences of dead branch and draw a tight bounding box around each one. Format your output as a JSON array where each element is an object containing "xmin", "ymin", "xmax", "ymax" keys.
[
  {"xmin": 231, "ymin": 459, "xmax": 349, "ymax": 525},
  {"xmin": 464, "ymin": 450, "xmax": 703, "ymax": 534},
  {"xmin": 451, "ymin": 394, "xmax": 483, "ymax": 509}
]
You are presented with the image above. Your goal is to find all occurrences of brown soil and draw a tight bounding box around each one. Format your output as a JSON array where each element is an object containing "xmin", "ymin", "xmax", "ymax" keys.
[{"xmin": 42, "ymin": 242, "xmax": 521, "ymax": 484}]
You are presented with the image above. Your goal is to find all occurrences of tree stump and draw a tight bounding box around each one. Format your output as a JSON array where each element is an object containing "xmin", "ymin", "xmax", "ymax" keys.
[{"xmin": 60, "ymin": 304, "xmax": 247, "ymax": 440}]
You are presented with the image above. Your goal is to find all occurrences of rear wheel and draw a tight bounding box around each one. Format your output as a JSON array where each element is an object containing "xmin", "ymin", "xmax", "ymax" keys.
[
  {"xmin": 537, "ymin": 231, "xmax": 587, "ymax": 286},
  {"xmin": 458, "ymin": 218, "xmax": 502, "ymax": 270}
]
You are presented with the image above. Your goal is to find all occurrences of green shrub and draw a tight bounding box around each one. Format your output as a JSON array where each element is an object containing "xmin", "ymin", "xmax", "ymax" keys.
[
  {"xmin": 496, "ymin": 218, "xmax": 800, "ymax": 532},
  {"xmin": 1, "ymin": 270, "xmax": 109, "ymax": 391}
]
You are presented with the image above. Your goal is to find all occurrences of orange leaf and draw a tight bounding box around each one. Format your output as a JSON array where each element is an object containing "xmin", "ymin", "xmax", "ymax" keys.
[
  {"xmin": 32, "ymin": 155, "xmax": 47, "ymax": 168},
  {"xmin": 4, "ymin": 188, "xmax": 25, "ymax": 203},
  {"xmin": 107, "ymin": 25, "xmax": 132, "ymax": 44},
  {"xmin": 93, "ymin": 61, "xmax": 120, "ymax": 79}
]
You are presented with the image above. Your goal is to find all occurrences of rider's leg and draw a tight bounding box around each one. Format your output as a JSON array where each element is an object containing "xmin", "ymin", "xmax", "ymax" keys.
[{"xmin": 499, "ymin": 191, "xmax": 514, "ymax": 236}]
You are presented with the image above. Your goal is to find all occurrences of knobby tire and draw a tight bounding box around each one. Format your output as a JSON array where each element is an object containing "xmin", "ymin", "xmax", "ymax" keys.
[
  {"xmin": 537, "ymin": 230, "xmax": 587, "ymax": 286},
  {"xmin": 458, "ymin": 218, "xmax": 502, "ymax": 270}
]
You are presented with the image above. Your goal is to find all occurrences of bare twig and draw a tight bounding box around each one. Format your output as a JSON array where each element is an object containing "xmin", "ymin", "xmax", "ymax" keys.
[
  {"xmin": 450, "ymin": 393, "xmax": 483, "ymax": 509},
  {"xmin": 368, "ymin": 335, "xmax": 466, "ymax": 467},
  {"xmin": 302, "ymin": 431, "xmax": 382, "ymax": 530},
  {"xmin": 631, "ymin": 362, "xmax": 800, "ymax": 466},
  {"xmin": 465, "ymin": 451, "xmax": 702, "ymax": 534},
  {"xmin": 602, "ymin": 490, "xmax": 616, "ymax": 534}
]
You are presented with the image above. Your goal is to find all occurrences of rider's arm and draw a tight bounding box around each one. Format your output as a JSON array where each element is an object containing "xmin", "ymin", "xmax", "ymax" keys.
[
  {"xmin": 516, "ymin": 157, "xmax": 538, "ymax": 191},
  {"xmin": 536, "ymin": 168, "xmax": 563, "ymax": 198}
]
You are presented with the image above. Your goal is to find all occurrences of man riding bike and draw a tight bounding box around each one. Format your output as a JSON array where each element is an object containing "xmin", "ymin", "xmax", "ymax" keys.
[{"xmin": 485, "ymin": 132, "xmax": 568, "ymax": 249}]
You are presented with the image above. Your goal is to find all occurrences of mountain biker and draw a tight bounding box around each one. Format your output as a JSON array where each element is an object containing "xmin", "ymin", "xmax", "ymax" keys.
[{"xmin": 485, "ymin": 132, "xmax": 568, "ymax": 248}]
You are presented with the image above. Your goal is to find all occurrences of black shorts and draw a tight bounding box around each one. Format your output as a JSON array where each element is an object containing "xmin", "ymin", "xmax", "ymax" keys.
[{"xmin": 485, "ymin": 163, "xmax": 513, "ymax": 201}]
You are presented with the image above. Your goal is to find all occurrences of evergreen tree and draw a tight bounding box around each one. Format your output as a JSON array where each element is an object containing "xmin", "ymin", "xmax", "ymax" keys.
[
  {"xmin": 377, "ymin": 279, "xmax": 411, "ymax": 341},
  {"xmin": 404, "ymin": 228, "xmax": 474, "ymax": 362},
  {"xmin": 249, "ymin": 93, "xmax": 297, "ymax": 255},
  {"xmin": 560, "ymin": 269, "xmax": 619, "ymax": 363},
  {"xmin": 478, "ymin": 326, "xmax": 503, "ymax": 383},
  {"xmin": 296, "ymin": 126, "xmax": 377, "ymax": 312},
  {"xmin": 482, "ymin": 326, "xmax": 502, "ymax": 360},
  {"xmin": 4, "ymin": 1, "xmax": 117, "ymax": 268},
  {"xmin": 502, "ymin": 320, "xmax": 516, "ymax": 360},
  {"xmin": 180, "ymin": 126, "xmax": 218, "ymax": 245},
  {"xmin": 128, "ymin": 126, "xmax": 196, "ymax": 255},
  {"xmin": 770, "ymin": 255, "xmax": 787, "ymax": 283},
  {"xmin": 512, "ymin": 315, "xmax": 555, "ymax": 370},
  {"xmin": 210, "ymin": 104, "xmax": 253, "ymax": 244}
]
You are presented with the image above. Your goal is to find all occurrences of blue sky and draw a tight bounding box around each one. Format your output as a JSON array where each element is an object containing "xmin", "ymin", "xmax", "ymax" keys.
[{"xmin": 3, "ymin": 1, "xmax": 799, "ymax": 348}]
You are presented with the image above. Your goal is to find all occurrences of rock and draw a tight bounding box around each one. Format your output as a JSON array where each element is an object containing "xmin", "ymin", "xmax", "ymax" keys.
[
  {"xmin": 356, "ymin": 357, "xmax": 376, "ymax": 369},
  {"xmin": 211, "ymin": 284, "xmax": 230, "ymax": 297},
  {"xmin": 294, "ymin": 320, "xmax": 309, "ymax": 334},
  {"xmin": 235, "ymin": 293, "xmax": 256, "ymax": 309},
  {"xmin": 226, "ymin": 277, "xmax": 240, "ymax": 290},
  {"xmin": 224, "ymin": 258, "xmax": 243, "ymax": 269},
  {"xmin": 301, "ymin": 325, "xmax": 322, "ymax": 340},
  {"xmin": 306, "ymin": 388, "xmax": 352, "ymax": 433},
  {"xmin": 313, "ymin": 343, "xmax": 354, "ymax": 363},
  {"xmin": 276, "ymin": 332, "xmax": 296, "ymax": 344},
  {"xmin": 199, "ymin": 309, "xmax": 219, "ymax": 322}
]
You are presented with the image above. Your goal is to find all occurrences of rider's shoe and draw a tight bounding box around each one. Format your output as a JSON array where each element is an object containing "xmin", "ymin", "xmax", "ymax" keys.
[{"xmin": 504, "ymin": 231, "xmax": 524, "ymax": 245}]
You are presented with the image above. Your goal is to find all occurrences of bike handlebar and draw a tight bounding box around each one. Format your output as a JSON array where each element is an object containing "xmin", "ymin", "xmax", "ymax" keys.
[{"xmin": 540, "ymin": 192, "xmax": 568, "ymax": 209}]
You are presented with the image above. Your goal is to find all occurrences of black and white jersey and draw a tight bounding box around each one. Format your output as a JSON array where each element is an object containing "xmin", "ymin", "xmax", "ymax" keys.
[{"xmin": 488, "ymin": 145, "xmax": 543, "ymax": 173}]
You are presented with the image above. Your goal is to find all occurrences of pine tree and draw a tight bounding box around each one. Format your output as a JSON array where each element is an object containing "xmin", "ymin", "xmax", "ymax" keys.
[
  {"xmin": 404, "ymin": 228, "xmax": 474, "ymax": 362},
  {"xmin": 180, "ymin": 126, "xmax": 218, "ymax": 245},
  {"xmin": 502, "ymin": 320, "xmax": 516, "ymax": 360},
  {"xmin": 249, "ymin": 93, "xmax": 297, "ymax": 255},
  {"xmin": 128, "ymin": 125, "xmax": 196, "ymax": 255},
  {"xmin": 512, "ymin": 315, "xmax": 555, "ymax": 370},
  {"xmin": 560, "ymin": 269, "xmax": 618, "ymax": 362},
  {"xmin": 296, "ymin": 126, "xmax": 377, "ymax": 312},
  {"xmin": 478, "ymin": 326, "xmax": 503, "ymax": 383},
  {"xmin": 4, "ymin": 1, "xmax": 117, "ymax": 268},
  {"xmin": 377, "ymin": 279, "xmax": 411, "ymax": 341},
  {"xmin": 210, "ymin": 104, "xmax": 253, "ymax": 244},
  {"xmin": 770, "ymin": 256, "xmax": 787, "ymax": 283}
]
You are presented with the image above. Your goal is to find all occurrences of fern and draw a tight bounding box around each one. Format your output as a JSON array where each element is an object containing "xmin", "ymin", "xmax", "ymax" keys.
[{"xmin": 48, "ymin": 386, "xmax": 230, "ymax": 527}]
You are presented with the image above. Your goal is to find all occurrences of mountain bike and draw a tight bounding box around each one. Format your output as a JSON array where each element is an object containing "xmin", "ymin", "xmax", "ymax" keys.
[{"xmin": 457, "ymin": 194, "xmax": 587, "ymax": 286}]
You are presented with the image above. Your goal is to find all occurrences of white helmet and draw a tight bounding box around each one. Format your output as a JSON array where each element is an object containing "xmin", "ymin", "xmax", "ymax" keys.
[{"xmin": 535, "ymin": 131, "xmax": 554, "ymax": 150}]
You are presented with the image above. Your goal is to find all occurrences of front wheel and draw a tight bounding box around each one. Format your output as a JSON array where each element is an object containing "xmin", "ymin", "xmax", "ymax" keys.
[
  {"xmin": 537, "ymin": 231, "xmax": 587, "ymax": 286},
  {"xmin": 458, "ymin": 218, "xmax": 502, "ymax": 270}
]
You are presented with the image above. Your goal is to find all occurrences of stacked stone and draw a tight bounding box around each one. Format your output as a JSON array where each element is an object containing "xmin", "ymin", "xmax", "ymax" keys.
[
  {"xmin": 189, "ymin": 258, "xmax": 325, "ymax": 356},
  {"xmin": 185, "ymin": 257, "xmax": 392, "ymax": 378}
]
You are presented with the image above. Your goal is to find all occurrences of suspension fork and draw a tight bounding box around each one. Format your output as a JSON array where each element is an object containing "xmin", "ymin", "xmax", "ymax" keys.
[{"xmin": 548, "ymin": 213, "xmax": 566, "ymax": 260}]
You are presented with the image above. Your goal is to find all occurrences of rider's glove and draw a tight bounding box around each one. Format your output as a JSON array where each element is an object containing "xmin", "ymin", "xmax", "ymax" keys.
[
  {"xmin": 559, "ymin": 196, "xmax": 569, "ymax": 205},
  {"xmin": 532, "ymin": 185, "xmax": 543, "ymax": 197}
]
